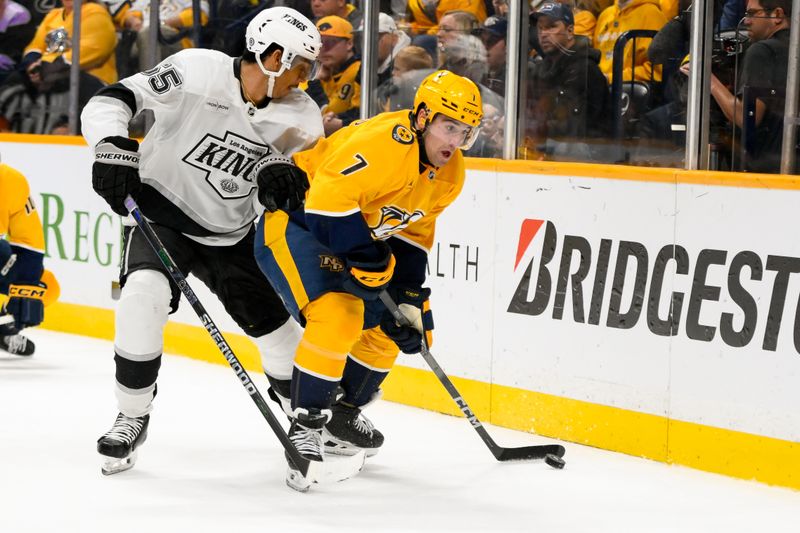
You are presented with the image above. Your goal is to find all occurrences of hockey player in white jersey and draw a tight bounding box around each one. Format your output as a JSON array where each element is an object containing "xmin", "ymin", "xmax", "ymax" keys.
[{"xmin": 81, "ymin": 6, "xmax": 323, "ymax": 476}]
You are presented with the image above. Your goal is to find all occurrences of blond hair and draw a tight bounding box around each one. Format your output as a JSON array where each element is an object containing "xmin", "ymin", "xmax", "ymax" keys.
[{"xmin": 394, "ymin": 46, "xmax": 434, "ymax": 73}]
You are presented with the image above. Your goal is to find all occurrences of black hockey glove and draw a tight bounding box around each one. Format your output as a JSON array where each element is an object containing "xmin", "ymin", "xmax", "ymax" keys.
[
  {"xmin": 342, "ymin": 240, "xmax": 396, "ymax": 301},
  {"xmin": 253, "ymin": 155, "xmax": 310, "ymax": 212},
  {"xmin": 380, "ymin": 286, "xmax": 434, "ymax": 354},
  {"xmin": 92, "ymin": 136, "xmax": 142, "ymax": 216},
  {"xmin": 4, "ymin": 281, "xmax": 47, "ymax": 330}
]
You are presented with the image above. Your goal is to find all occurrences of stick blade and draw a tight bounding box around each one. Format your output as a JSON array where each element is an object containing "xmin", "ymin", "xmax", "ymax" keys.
[
  {"xmin": 295, "ymin": 449, "xmax": 367, "ymax": 490},
  {"xmin": 495, "ymin": 444, "xmax": 566, "ymax": 462}
]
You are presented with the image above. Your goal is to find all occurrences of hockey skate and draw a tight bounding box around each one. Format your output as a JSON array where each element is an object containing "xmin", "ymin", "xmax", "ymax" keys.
[
  {"xmin": 285, "ymin": 408, "xmax": 329, "ymax": 492},
  {"xmin": 0, "ymin": 321, "xmax": 35, "ymax": 356},
  {"xmin": 323, "ymin": 402, "xmax": 384, "ymax": 457},
  {"xmin": 284, "ymin": 407, "xmax": 367, "ymax": 492},
  {"xmin": 97, "ymin": 413, "xmax": 149, "ymax": 475},
  {"xmin": 0, "ymin": 332, "xmax": 35, "ymax": 356}
]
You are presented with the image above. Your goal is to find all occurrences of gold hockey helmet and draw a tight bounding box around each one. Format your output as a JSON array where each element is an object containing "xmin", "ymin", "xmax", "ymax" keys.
[{"xmin": 413, "ymin": 70, "xmax": 483, "ymax": 149}]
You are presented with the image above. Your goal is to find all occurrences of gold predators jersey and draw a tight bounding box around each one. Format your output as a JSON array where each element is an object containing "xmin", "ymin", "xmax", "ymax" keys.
[
  {"xmin": 320, "ymin": 57, "xmax": 361, "ymax": 116},
  {"xmin": 294, "ymin": 109, "xmax": 464, "ymax": 255},
  {"xmin": 0, "ymin": 163, "xmax": 45, "ymax": 254}
]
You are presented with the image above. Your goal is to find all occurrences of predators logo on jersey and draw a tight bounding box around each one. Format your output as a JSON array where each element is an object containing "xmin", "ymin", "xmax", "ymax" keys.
[
  {"xmin": 370, "ymin": 206, "xmax": 425, "ymax": 238},
  {"xmin": 319, "ymin": 255, "xmax": 344, "ymax": 272},
  {"xmin": 391, "ymin": 125, "xmax": 414, "ymax": 145}
]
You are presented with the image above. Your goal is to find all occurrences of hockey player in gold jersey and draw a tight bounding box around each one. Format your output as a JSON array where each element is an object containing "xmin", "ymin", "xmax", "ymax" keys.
[
  {"xmin": 254, "ymin": 70, "xmax": 482, "ymax": 491},
  {"xmin": 0, "ymin": 158, "xmax": 60, "ymax": 356}
]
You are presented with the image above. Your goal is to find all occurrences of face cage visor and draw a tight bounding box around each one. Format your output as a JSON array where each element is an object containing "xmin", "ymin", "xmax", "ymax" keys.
[
  {"xmin": 256, "ymin": 49, "xmax": 321, "ymax": 83},
  {"xmin": 426, "ymin": 112, "xmax": 481, "ymax": 150}
]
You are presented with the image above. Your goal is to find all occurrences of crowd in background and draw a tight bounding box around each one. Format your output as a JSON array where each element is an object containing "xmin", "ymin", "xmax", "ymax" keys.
[{"xmin": 0, "ymin": 0, "xmax": 796, "ymax": 173}]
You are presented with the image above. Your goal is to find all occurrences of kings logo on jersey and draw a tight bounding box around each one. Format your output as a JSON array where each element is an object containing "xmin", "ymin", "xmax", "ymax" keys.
[
  {"xmin": 182, "ymin": 131, "xmax": 272, "ymax": 200},
  {"xmin": 370, "ymin": 206, "xmax": 425, "ymax": 238}
]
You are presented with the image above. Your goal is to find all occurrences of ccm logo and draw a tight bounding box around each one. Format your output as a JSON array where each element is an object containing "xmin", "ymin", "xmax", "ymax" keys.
[{"xmin": 9, "ymin": 286, "xmax": 45, "ymax": 299}]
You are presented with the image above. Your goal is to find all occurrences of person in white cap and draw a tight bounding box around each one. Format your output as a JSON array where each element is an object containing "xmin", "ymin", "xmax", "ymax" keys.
[{"xmin": 373, "ymin": 13, "xmax": 411, "ymax": 85}]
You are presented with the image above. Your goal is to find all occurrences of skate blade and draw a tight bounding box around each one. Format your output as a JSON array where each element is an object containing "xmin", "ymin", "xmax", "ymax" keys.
[
  {"xmin": 324, "ymin": 440, "xmax": 380, "ymax": 458},
  {"xmin": 101, "ymin": 451, "xmax": 138, "ymax": 476},
  {"xmin": 286, "ymin": 450, "xmax": 367, "ymax": 493},
  {"xmin": 286, "ymin": 466, "xmax": 312, "ymax": 492}
]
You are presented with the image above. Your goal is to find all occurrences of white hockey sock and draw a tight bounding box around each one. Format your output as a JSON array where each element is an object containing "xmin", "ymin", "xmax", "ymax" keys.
[{"xmin": 252, "ymin": 318, "xmax": 303, "ymax": 380}]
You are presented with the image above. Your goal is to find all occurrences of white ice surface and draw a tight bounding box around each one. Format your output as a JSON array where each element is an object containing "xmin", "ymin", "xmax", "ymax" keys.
[{"xmin": 1, "ymin": 329, "xmax": 798, "ymax": 533}]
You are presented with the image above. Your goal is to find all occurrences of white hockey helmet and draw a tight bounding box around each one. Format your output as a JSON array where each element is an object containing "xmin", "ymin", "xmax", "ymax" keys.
[{"xmin": 245, "ymin": 7, "xmax": 322, "ymax": 86}]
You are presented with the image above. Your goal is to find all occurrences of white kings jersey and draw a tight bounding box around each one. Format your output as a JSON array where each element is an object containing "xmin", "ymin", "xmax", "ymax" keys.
[{"xmin": 81, "ymin": 48, "xmax": 324, "ymax": 246}]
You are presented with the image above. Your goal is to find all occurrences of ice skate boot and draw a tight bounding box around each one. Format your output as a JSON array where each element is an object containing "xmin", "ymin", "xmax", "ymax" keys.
[
  {"xmin": 265, "ymin": 375, "xmax": 292, "ymax": 418},
  {"xmin": 285, "ymin": 407, "xmax": 330, "ymax": 492},
  {"xmin": 0, "ymin": 332, "xmax": 35, "ymax": 356},
  {"xmin": 323, "ymin": 402, "xmax": 384, "ymax": 457},
  {"xmin": 97, "ymin": 413, "xmax": 149, "ymax": 475},
  {"xmin": 0, "ymin": 322, "xmax": 34, "ymax": 356}
]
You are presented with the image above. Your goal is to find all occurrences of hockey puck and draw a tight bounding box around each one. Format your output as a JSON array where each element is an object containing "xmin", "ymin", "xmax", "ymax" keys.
[{"xmin": 544, "ymin": 453, "xmax": 566, "ymax": 469}]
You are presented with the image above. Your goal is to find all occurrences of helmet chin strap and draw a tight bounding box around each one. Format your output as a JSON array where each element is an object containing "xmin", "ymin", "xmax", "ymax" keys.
[
  {"xmin": 265, "ymin": 74, "xmax": 277, "ymax": 98},
  {"xmin": 256, "ymin": 59, "xmax": 287, "ymax": 99}
]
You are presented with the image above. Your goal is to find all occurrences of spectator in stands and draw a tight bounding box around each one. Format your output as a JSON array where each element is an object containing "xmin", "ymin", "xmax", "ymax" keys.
[
  {"xmin": 562, "ymin": 0, "xmax": 598, "ymax": 38},
  {"xmin": 439, "ymin": 33, "xmax": 487, "ymax": 87},
  {"xmin": 393, "ymin": 45, "xmax": 434, "ymax": 76},
  {"xmin": 405, "ymin": 0, "xmax": 486, "ymax": 36},
  {"xmin": 660, "ymin": 0, "xmax": 679, "ymax": 18},
  {"xmin": 308, "ymin": 15, "xmax": 361, "ymax": 136},
  {"xmin": 475, "ymin": 15, "xmax": 506, "ymax": 95},
  {"xmin": 380, "ymin": 46, "xmax": 433, "ymax": 107},
  {"xmin": 436, "ymin": 9, "xmax": 480, "ymax": 51},
  {"xmin": 0, "ymin": 0, "xmax": 36, "ymax": 81},
  {"xmin": 100, "ymin": 0, "xmax": 131, "ymax": 28},
  {"xmin": 22, "ymin": 0, "xmax": 117, "ymax": 85},
  {"xmin": 0, "ymin": 0, "xmax": 114, "ymax": 134},
  {"xmin": 577, "ymin": 2, "xmax": 598, "ymax": 37},
  {"xmin": 310, "ymin": 0, "xmax": 362, "ymax": 28},
  {"xmin": 524, "ymin": 2, "xmax": 611, "ymax": 160},
  {"xmin": 593, "ymin": 0, "xmax": 668, "ymax": 83},
  {"xmin": 387, "ymin": 33, "xmax": 502, "ymax": 116},
  {"xmin": 529, "ymin": 1, "xmax": 597, "ymax": 57},
  {"xmin": 357, "ymin": 12, "xmax": 410, "ymax": 86},
  {"xmin": 686, "ymin": 0, "xmax": 793, "ymax": 173},
  {"xmin": 0, "ymin": 0, "xmax": 35, "ymax": 82},
  {"xmin": 15, "ymin": 0, "xmax": 45, "ymax": 23},
  {"xmin": 122, "ymin": 0, "xmax": 209, "ymax": 71},
  {"xmin": 491, "ymin": 0, "xmax": 508, "ymax": 16},
  {"xmin": 377, "ymin": 45, "xmax": 434, "ymax": 111},
  {"xmin": 100, "ymin": 0, "xmax": 137, "ymax": 79}
]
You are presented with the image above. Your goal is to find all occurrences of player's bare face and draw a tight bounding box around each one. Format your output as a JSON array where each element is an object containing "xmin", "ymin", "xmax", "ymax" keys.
[
  {"xmin": 270, "ymin": 59, "xmax": 314, "ymax": 98},
  {"xmin": 424, "ymin": 116, "xmax": 472, "ymax": 167}
]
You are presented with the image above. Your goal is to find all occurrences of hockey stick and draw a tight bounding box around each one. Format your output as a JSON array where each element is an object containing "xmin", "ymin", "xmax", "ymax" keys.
[
  {"xmin": 379, "ymin": 291, "xmax": 566, "ymax": 467},
  {"xmin": 123, "ymin": 196, "xmax": 364, "ymax": 484}
]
